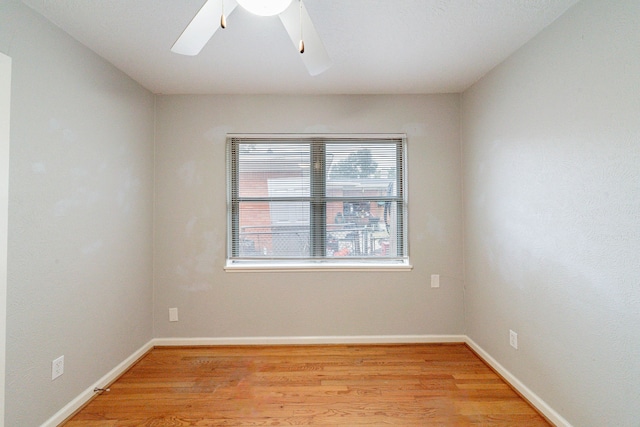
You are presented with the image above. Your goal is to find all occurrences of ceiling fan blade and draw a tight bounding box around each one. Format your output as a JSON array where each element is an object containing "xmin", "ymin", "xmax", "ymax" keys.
[
  {"xmin": 172, "ymin": 0, "xmax": 239, "ymax": 56},
  {"xmin": 279, "ymin": 1, "xmax": 331, "ymax": 76}
]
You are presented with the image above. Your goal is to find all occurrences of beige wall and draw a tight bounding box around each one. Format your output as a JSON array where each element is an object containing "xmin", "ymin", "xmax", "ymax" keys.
[
  {"xmin": 461, "ymin": 0, "xmax": 640, "ymax": 425},
  {"xmin": 0, "ymin": 2, "xmax": 155, "ymax": 425},
  {"xmin": 154, "ymin": 94, "xmax": 464, "ymax": 339},
  {"xmin": 4, "ymin": 0, "xmax": 639, "ymax": 425}
]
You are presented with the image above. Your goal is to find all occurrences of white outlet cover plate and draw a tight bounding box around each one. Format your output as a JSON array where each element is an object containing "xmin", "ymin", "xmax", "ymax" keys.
[
  {"xmin": 431, "ymin": 274, "xmax": 440, "ymax": 288},
  {"xmin": 509, "ymin": 330, "xmax": 518, "ymax": 349},
  {"xmin": 52, "ymin": 355, "xmax": 64, "ymax": 380}
]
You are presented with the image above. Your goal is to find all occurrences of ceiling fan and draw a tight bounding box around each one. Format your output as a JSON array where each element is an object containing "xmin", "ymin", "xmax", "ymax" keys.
[{"xmin": 171, "ymin": 0, "xmax": 331, "ymax": 76}]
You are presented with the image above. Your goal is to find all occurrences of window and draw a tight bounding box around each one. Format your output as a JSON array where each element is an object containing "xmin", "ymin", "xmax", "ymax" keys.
[{"xmin": 226, "ymin": 134, "xmax": 409, "ymax": 270}]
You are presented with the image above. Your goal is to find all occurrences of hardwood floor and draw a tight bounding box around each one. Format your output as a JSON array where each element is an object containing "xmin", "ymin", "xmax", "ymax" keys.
[{"xmin": 63, "ymin": 344, "xmax": 550, "ymax": 426}]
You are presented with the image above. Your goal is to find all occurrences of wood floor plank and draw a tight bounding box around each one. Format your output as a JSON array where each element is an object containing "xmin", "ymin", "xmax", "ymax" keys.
[{"xmin": 63, "ymin": 344, "xmax": 551, "ymax": 426}]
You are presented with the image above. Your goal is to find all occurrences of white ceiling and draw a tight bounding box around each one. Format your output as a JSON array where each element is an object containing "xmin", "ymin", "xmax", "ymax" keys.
[{"xmin": 21, "ymin": 0, "xmax": 579, "ymax": 95}]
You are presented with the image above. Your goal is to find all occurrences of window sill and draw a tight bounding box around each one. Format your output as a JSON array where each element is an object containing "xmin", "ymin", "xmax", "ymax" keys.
[{"xmin": 224, "ymin": 260, "xmax": 413, "ymax": 273}]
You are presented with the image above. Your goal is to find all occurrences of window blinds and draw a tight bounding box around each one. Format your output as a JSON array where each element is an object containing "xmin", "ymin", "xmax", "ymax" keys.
[{"xmin": 227, "ymin": 135, "xmax": 407, "ymax": 264}]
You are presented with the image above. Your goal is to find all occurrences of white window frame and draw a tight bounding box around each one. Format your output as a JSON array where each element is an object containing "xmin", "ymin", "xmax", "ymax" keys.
[{"xmin": 225, "ymin": 134, "xmax": 412, "ymax": 272}]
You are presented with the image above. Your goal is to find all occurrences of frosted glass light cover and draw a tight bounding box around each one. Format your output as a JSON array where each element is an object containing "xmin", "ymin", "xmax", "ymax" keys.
[{"xmin": 237, "ymin": 0, "xmax": 293, "ymax": 16}]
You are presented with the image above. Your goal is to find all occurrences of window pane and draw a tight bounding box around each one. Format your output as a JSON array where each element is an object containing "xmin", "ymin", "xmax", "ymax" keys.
[
  {"xmin": 228, "ymin": 136, "xmax": 407, "ymax": 265},
  {"xmin": 326, "ymin": 199, "xmax": 398, "ymax": 258},
  {"xmin": 327, "ymin": 143, "xmax": 398, "ymax": 195},
  {"xmin": 237, "ymin": 143, "xmax": 309, "ymax": 198},
  {"xmin": 237, "ymin": 201, "xmax": 310, "ymax": 257}
]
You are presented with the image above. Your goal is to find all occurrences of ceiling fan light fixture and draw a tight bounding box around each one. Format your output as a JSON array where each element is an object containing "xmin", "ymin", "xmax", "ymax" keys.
[{"xmin": 237, "ymin": 0, "xmax": 293, "ymax": 16}]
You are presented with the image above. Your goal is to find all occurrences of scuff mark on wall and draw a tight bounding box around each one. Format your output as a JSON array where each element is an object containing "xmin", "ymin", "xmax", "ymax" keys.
[
  {"xmin": 426, "ymin": 215, "xmax": 445, "ymax": 242},
  {"xmin": 117, "ymin": 167, "xmax": 141, "ymax": 214},
  {"xmin": 175, "ymin": 225, "xmax": 223, "ymax": 292},
  {"xmin": 177, "ymin": 160, "xmax": 198, "ymax": 187},
  {"xmin": 31, "ymin": 162, "xmax": 46, "ymax": 174},
  {"xmin": 81, "ymin": 239, "xmax": 103, "ymax": 255},
  {"xmin": 204, "ymin": 125, "xmax": 234, "ymax": 143}
]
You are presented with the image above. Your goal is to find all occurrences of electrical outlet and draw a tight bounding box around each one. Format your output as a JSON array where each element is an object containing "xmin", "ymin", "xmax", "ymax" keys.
[
  {"xmin": 431, "ymin": 274, "xmax": 440, "ymax": 288},
  {"xmin": 509, "ymin": 330, "xmax": 518, "ymax": 350},
  {"xmin": 169, "ymin": 307, "xmax": 179, "ymax": 322},
  {"xmin": 52, "ymin": 355, "xmax": 64, "ymax": 380}
]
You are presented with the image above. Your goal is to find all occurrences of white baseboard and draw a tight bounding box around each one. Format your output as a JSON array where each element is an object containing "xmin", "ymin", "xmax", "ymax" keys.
[
  {"xmin": 40, "ymin": 340, "xmax": 154, "ymax": 427},
  {"xmin": 465, "ymin": 337, "xmax": 572, "ymax": 427},
  {"xmin": 41, "ymin": 335, "xmax": 570, "ymax": 427},
  {"xmin": 152, "ymin": 334, "xmax": 466, "ymax": 347}
]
